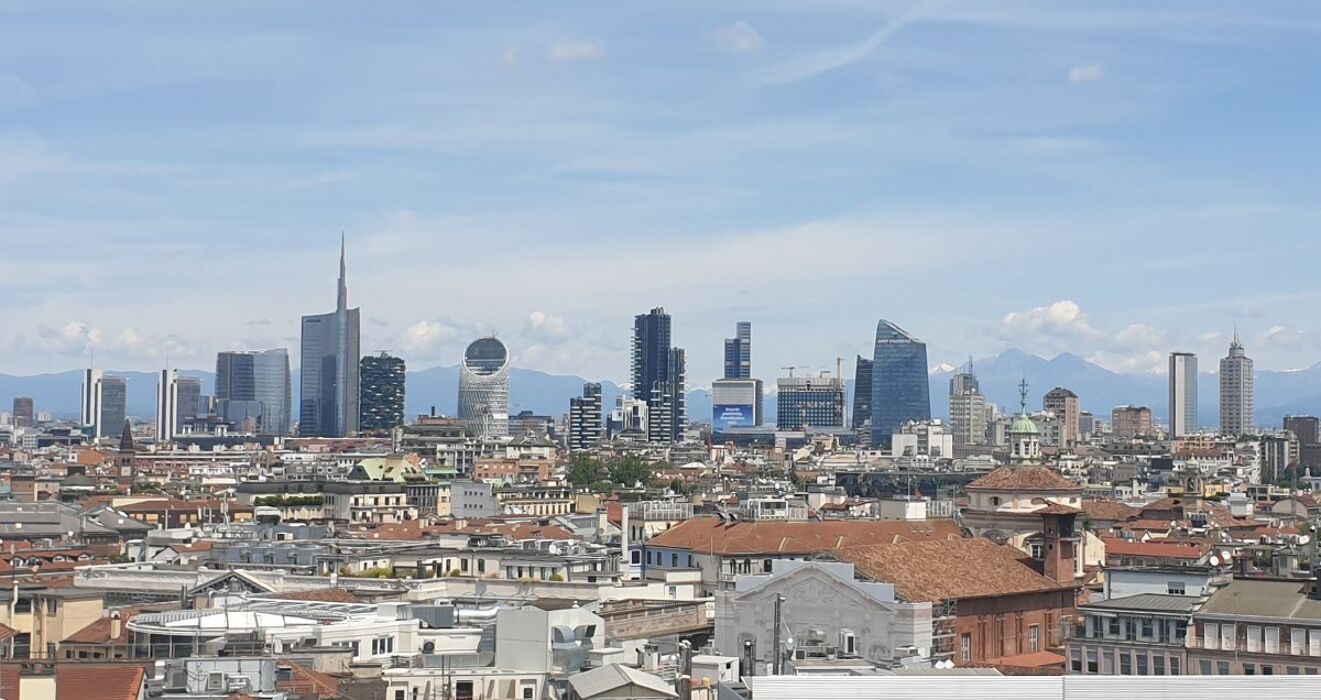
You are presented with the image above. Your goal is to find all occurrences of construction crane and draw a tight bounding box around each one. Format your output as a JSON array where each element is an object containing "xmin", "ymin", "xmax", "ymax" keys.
[{"xmin": 781, "ymin": 365, "xmax": 796, "ymax": 378}]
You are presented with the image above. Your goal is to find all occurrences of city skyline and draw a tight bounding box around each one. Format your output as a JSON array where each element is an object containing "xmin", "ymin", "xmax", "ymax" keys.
[{"xmin": 4, "ymin": 4, "xmax": 1321, "ymax": 383}]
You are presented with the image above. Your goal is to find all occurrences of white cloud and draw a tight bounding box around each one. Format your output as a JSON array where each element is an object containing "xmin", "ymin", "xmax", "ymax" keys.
[
  {"xmin": 402, "ymin": 319, "xmax": 458, "ymax": 352},
  {"xmin": 525, "ymin": 310, "xmax": 568, "ymax": 339},
  {"xmin": 1088, "ymin": 350, "xmax": 1166, "ymax": 375},
  {"xmin": 1112, "ymin": 323, "xmax": 1163, "ymax": 350},
  {"xmin": 1068, "ymin": 63, "xmax": 1104, "ymax": 83},
  {"xmin": 1259, "ymin": 325, "xmax": 1311, "ymax": 350},
  {"xmin": 998, "ymin": 300, "xmax": 1103, "ymax": 342},
  {"xmin": 547, "ymin": 40, "xmax": 605, "ymax": 63},
  {"xmin": 713, "ymin": 21, "xmax": 765, "ymax": 53},
  {"xmin": 36, "ymin": 322, "xmax": 103, "ymax": 355},
  {"xmin": 763, "ymin": 3, "xmax": 927, "ymax": 85}
]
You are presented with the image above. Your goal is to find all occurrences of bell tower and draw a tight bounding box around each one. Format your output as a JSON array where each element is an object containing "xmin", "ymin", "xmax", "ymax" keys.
[{"xmin": 115, "ymin": 419, "xmax": 136, "ymax": 491}]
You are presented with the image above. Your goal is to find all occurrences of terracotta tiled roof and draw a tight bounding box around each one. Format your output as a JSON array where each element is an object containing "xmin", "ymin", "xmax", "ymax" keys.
[
  {"xmin": 0, "ymin": 621, "xmax": 16, "ymax": 641},
  {"xmin": 833, "ymin": 537, "xmax": 1071, "ymax": 602},
  {"xmin": 63, "ymin": 609, "xmax": 139, "ymax": 644},
  {"xmin": 1035, "ymin": 502, "xmax": 1082, "ymax": 515},
  {"xmin": 646, "ymin": 517, "xmax": 962, "ymax": 556},
  {"xmin": 984, "ymin": 650, "xmax": 1067, "ymax": 670},
  {"xmin": 268, "ymin": 588, "xmax": 362, "ymax": 603},
  {"xmin": 55, "ymin": 664, "xmax": 146, "ymax": 700},
  {"xmin": 1080, "ymin": 500, "xmax": 1140, "ymax": 522},
  {"xmin": 278, "ymin": 658, "xmax": 343, "ymax": 697},
  {"xmin": 1100, "ymin": 536, "xmax": 1208, "ymax": 560},
  {"xmin": 967, "ymin": 467, "xmax": 1081, "ymax": 492}
]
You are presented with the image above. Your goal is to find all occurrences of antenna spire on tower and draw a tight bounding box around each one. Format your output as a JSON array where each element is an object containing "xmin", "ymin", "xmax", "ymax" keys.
[
  {"xmin": 337, "ymin": 232, "xmax": 349, "ymax": 311},
  {"xmin": 1018, "ymin": 376, "xmax": 1029, "ymax": 416}
]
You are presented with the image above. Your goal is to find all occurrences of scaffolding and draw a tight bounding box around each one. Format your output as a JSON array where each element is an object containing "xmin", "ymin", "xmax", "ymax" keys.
[{"xmin": 931, "ymin": 598, "xmax": 958, "ymax": 661}]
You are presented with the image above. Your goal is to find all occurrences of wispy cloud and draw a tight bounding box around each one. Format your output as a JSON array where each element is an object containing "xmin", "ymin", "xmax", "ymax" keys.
[
  {"xmin": 1068, "ymin": 63, "xmax": 1104, "ymax": 82},
  {"xmin": 547, "ymin": 40, "xmax": 605, "ymax": 63},
  {"xmin": 713, "ymin": 20, "xmax": 765, "ymax": 53},
  {"xmin": 762, "ymin": 1, "xmax": 930, "ymax": 85}
]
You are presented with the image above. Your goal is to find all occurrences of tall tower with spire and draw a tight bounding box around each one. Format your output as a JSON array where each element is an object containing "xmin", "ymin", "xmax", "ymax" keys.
[
  {"xmin": 299, "ymin": 236, "xmax": 362, "ymax": 437},
  {"xmin": 1219, "ymin": 329, "xmax": 1254, "ymax": 436},
  {"xmin": 1007, "ymin": 377, "xmax": 1041, "ymax": 466}
]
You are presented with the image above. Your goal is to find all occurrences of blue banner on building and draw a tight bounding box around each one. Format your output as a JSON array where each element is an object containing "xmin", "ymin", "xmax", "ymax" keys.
[{"xmin": 713, "ymin": 404, "xmax": 754, "ymax": 432}]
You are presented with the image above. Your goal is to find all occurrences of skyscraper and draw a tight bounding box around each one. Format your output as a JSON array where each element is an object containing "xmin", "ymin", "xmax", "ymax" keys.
[
  {"xmin": 777, "ymin": 374, "xmax": 845, "ymax": 431},
  {"xmin": 11, "ymin": 397, "xmax": 33, "ymax": 428},
  {"xmin": 631, "ymin": 307, "xmax": 686, "ymax": 443},
  {"xmin": 852, "ymin": 356, "xmax": 873, "ymax": 433},
  {"xmin": 1219, "ymin": 332, "xmax": 1254, "ymax": 436},
  {"xmin": 217, "ymin": 349, "xmax": 291, "ymax": 436},
  {"xmin": 300, "ymin": 237, "xmax": 361, "ymax": 437},
  {"xmin": 155, "ymin": 368, "xmax": 179, "ymax": 441},
  {"xmin": 869, "ymin": 319, "xmax": 931, "ymax": 448},
  {"xmin": 97, "ymin": 376, "xmax": 127, "ymax": 439},
  {"xmin": 175, "ymin": 377, "xmax": 203, "ymax": 431},
  {"xmin": 948, "ymin": 363, "xmax": 987, "ymax": 449},
  {"xmin": 568, "ymin": 382, "xmax": 604, "ymax": 450},
  {"xmin": 1043, "ymin": 387, "xmax": 1080, "ymax": 447},
  {"xmin": 458, "ymin": 337, "xmax": 510, "ymax": 437},
  {"xmin": 1168, "ymin": 352, "xmax": 1198, "ymax": 439},
  {"xmin": 360, "ymin": 352, "xmax": 407, "ymax": 434},
  {"xmin": 723, "ymin": 321, "xmax": 752, "ymax": 379},
  {"xmin": 81, "ymin": 368, "xmax": 102, "ymax": 429},
  {"xmin": 1112, "ymin": 405, "xmax": 1153, "ymax": 438}
]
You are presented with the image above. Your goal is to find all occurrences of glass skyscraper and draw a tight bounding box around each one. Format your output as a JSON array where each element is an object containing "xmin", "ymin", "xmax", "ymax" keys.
[
  {"xmin": 869, "ymin": 319, "xmax": 931, "ymax": 447},
  {"xmin": 723, "ymin": 321, "xmax": 751, "ymax": 379},
  {"xmin": 299, "ymin": 238, "xmax": 361, "ymax": 437},
  {"xmin": 852, "ymin": 355, "xmax": 873, "ymax": 432},
  {"xmin": 360, "ymin": 352, "xmax": 407, "ymax": 433},
  {"xmin": 217, "ymin": 349, "xmax": 291, "ymax": 436}
]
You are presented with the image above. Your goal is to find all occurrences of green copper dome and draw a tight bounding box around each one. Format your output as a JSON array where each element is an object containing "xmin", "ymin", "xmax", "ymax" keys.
[{"xmin": 1009, "ymin": 414, "xmax": 1039, "ymax": 435}]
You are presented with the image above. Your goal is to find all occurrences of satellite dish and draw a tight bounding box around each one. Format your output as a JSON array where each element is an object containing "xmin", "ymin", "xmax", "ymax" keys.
[
  {"xmin": 1221, "ymin": 550, "xmax": 1232, "ymax": 561},
  {"xmin": 1299, "ymin": 534, "xmax": 1311, "ymax": 545},
  {"xmin": 1209, "ymin": 555, "xmax": 1220, "ymax": 567}
]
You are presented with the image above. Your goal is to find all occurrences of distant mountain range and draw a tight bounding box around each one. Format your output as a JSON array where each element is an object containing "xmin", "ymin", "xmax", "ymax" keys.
[{"xmin": 4, "ymin": 349, "xmax": 1321, "ymax": 429}]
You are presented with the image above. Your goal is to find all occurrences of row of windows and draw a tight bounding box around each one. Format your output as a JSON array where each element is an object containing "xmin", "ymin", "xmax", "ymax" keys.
[
  {"xmin": 1071, "ymin": 648, "xmax": 1181, "ymax": 675},
  {"xmin": 1198, "ymin": 660, "xmax": 1318, "ymax": 675}
]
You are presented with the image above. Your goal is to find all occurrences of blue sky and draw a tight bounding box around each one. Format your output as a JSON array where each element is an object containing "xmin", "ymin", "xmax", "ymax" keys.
[{"xmin": 3, "ymin": 1, "xmax": 1321, "ymax": 385}]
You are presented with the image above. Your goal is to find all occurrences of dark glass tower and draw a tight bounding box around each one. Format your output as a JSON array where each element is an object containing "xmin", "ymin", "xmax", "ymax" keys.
[
  {"xmin": 360, "ymin": 352, "xmax": 406, "ymax": 433},
  {"xmin": 869, "ymin": 319, "xmax": 931, "ymax": 447},
  {"xmin": 723, "ymin": 321, "xmax": 752, "ymax": 379},
  {"xmin": 631, "ymin": 307, "xmax": 685, "ymax": 443},
  {"xmin": 568, "ymin": 382, "xmax": 604, "ymax": 450},
  {"xmin": 852, "ymin": 355, "xmax": 873, "ymax": 432}
]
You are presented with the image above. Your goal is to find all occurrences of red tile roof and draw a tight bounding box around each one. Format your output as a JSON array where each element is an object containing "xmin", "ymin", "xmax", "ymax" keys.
[
  {"xmin": 63, "ymin": 609, "xmax": 139, "ymax": 644},
  {"xmin": 967, "ymin": 467, "xmax": 1081, "ymax": 492},
  {"xmin": 278, "ymin": 658, "xmax": 343, "ymax": 697},
  {"xmin": 645, "ymin": 517, "xmax": 963, "ymax": 556},
  {"xmin": 1100, "ymin": 536, "xmax": 1208, "ymax": 560},
  {"xmin": 1080, "ymin": 500, "xmax": 1141, "ymax": 522},
  {"xmin": 55, "ymin": 664, "xmax": 146, "ymax": 700},
  {"xmin": 833, "ymin": 537, "xmax": 1072, "ymax": 602}
]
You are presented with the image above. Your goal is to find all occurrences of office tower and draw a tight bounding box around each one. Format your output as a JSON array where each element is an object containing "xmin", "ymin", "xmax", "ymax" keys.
[
  {"xmin": 1168, "ymin": 352, "xmax": 1198, "ymax": 438},
  {"xmin": 631, "ymin": 307, "xmax": 685, "ymax": 444},
  {"xmin": 1112, "ymin": 405, "xmax": 1153, "ymax": 439},
  {"xmin": 948, "ymin": 364, "xmax": 987, "ymax": 449},
  {"xmin": 1043, "ymin": 387, "xmax": 1080, "ymax": 447},
  {"xmin": 360, "ymin": 352, "xmax": 407, "ymax": 433},
  {"xmin": 1219, "ymin": 332, "xmax": 1254, "ymax": 436},
  {"xmin": 1284, "ymin": 416, "xmax": 1320, "ymax": 446},
  {"xmin": 723, "ymin": 321, "xmax": 752, "ymax": 379},
  {"xmin": 568, "ymin": 382, "xmax": 604, "ymax": 450},
  {"xmin": 1078, "ymin": 411, "xmax": 1095, "ymax": 437},
  {"xmin": 852, "ymin": 356, "xmax": 873, "ymax": 432},
  {"xmin": 711, "ymin": 377, "xmax": 763, "ymax": 431},
  {"xmin": 776, "ymin": 374, "xmax": 846, "ymax": 431},
  {"xmin": 217, "ymin": 349, "xmax": 292, "ymax": 436},
  {"xmin": 155, "ymin": 369, "xmax": 179, "ymax": 441},
  {"xmin": 97, "ymin": 376, "xmax": 127, "ymax": 439},
  {"xmin": 299, "ymin": 237, "xmax": 361, "ymax": 437},
  {"xmin": 458, "ymin": 337, "xmax": 510, "ymax": 437},
  {"xmin": 81, "ymin": 368, "xmax": 102, "ymax": 428},
  {"xmin": 11, "ymin": 397, "xmax": 33, "ymax": 428},
  {"xmin": 869, "ymin": 319, "xmax": 931, "ymax": 448},
  {"xmin": 175, "ymin": 377, "xmax": 202, "ymax": 430}
]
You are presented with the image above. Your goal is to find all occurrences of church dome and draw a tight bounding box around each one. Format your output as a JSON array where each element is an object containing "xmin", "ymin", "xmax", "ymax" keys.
[{"xmin": 1009, "ymin": 414, "xmax": 1039, "ymax": 435}]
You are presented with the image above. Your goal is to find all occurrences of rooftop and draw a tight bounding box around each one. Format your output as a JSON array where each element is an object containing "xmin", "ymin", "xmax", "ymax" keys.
[
  {"xmin": 833, "ymin": 537, "xmax": 1072, "ymax": 602},
  {"xmin": 644, "ymin": 517, "xmax": 962, "ymax": 556},
  {"xmin": 1082, "ymin": 594, "xmax": 1200, "ymax": 614},
  {"xmin": 967, "ymin": 467, "xmax": 1080, "ymax": 492},
  {"xmin": 1198, "ymin": 579, "xmax": 1321, "ymax": 620}
]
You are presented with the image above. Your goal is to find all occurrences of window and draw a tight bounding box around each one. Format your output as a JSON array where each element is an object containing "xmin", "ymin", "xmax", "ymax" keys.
[
  {"xmin": 961, "ymin": 634, "xmax": 972, "ymax": 663},
  {"xmin": 1102, "ymin": 651, "xmax": 1114, "ymax": 674},
  {"xmin": 1169, "ymin": 656, "xmax": 1180, "ymax": 675},
  {"xmin": 207, "ymin": 673, "xmax": 225, "ymax": 691},
  {"xmin": 1246, "ymin": 625, "xmax": 1262, "ymax": 653},
  {"xmin": 1203, "ymin": 623, "xmax": 1219, "ymax": 650},
  {"xmin": 523, "ymin": 688, "xmax": 534, "ymax": 700},
  {"xmin": 1266, "ymin": 626, "xmax": 1280, "ymax": 653},
  {"xmin": 670, "ymin": 553, "xmax": 678, "ymax": 567},
  {"xmin": 1167, "ymin": 581, "xmax": 1185, "ymax": 595},
  {"xmin": 1153, "ymin": 655, "xmax": 1165, "ymax": 676},
  {"xmin": 1108, "ymin": 618, "xmax": 1121, "ymax": 637},
  {"xmin": 1086, "ymin": 650, "xmax": 1098, "ymax": 674},
  {"xmin": 1217, "ymin": 661, "xmax": 1230, "ymax": 676},
  {"xmin": 394, "ymin": 691, "xmax": 405, "ymax": 700},
  {"xmin": 1070, "ymin": 649, "xmax": 1082, "ymax": 673},
  {"xmin": 1308, "ymin": 667, "xmax": 1318, "ymax": 675},
  {"xmin": 1287, "ymin": 666, "xmax": 1300, "ymax": 675},
  {"xmin": 1244, "ymin": 663, "xmax": 1255, "ymax": 675},
  {"xmin": 1119, "ymin": 652, "xmax": 1132, "ymax": 675},
  {"xmin": 1292, "ymin": 628, "xmax": 1305, "ymax": 655},
  {"xmin": 1140, "ymin": 618, "xmax": 1154, "ymax": 639},
  {"xmin": 456, "ymin": 681, "xmax": 474, "ymax": 700},
  {"xmin": 46, "ymin": 599, "xmax": 58, "ymax": 615},
  {"xmin": 1262, "ymin": 665, "xmax": 1274, "ymax": 675},
  {"xmin": 1200, "ymin": 660, "xmax": 1212, "ymax": 675},
  {"xmin": 1029, "ymin": 625, "xmax": 1040, "ymax": 653},
  {"xmin": 1136, "ymin": 654, "xmax": 1148, "ymax": 675}
]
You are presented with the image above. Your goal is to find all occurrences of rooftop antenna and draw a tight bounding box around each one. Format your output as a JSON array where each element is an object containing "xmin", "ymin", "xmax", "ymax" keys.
[{"xmin": 1018, "ymin": 376, "xmax": 1029, "ymax": 416}]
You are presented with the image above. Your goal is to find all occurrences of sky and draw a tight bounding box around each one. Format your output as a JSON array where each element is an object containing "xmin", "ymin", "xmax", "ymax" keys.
[{"xmin": 3, "ymin": 1, "xmax": 1321, "ymax": 386}]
